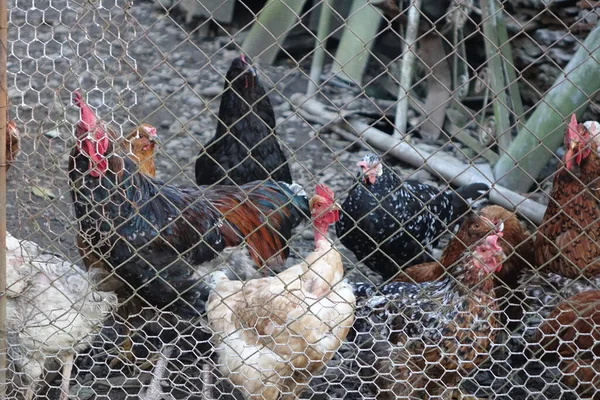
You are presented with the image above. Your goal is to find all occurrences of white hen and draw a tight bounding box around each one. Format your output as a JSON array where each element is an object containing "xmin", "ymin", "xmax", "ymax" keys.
[
  {"xmin": 5, "ymin": 232, "xmax": 117, "ymax": 400},
  {"xmin": 207, "ymin": 185, "xmax": 356, "ymax": 400}
]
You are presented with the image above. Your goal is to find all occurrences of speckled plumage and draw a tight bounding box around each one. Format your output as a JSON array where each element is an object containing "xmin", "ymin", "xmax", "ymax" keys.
[
  {"xmin": 195, "ymin": 55, "xmax": 292, "ymax": 186},
  {"xmin": 519, "ymin": 269, "xmax": 600, "ymax": 338},
  {"xmin": 351, "ymin": 237, "xmax": 501, "ymax": 399},
  {"xmin": 336, "ymin": 154, "xmax": 489, "ymax": 279}
]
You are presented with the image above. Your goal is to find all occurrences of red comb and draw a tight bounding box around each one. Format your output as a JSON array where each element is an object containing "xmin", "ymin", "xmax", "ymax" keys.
[
  {"xmin": 315, "ymin": 184, "xmax": 334, "ymax": 202},
  {"xmin": 74, "ymin": 91, "xmax": 99, "ymax": 132},
  {"xmin": 240, "ymin": 54, "xmax": 246, "ymax": 64},
  {"xmin": 569, "ymin": 113, "xmax": 578, "ymax": 129}
]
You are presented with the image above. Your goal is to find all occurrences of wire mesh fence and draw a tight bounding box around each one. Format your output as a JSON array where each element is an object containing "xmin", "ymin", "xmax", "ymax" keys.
[{"xmin": 4, "ymin": 0, "xmax": 600, "ymax": 399}]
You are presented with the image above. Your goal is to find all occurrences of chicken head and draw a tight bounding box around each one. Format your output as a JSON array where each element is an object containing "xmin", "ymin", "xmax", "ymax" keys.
[
  {"xmin": 227, "ymin": 54, "xmax": 257, "ymax": 91},
  {"xmin": 472, "ymin": 234, "xmax": 505, "ymax": 275},
  {"xmin": 357, "ymin": 153, "xmax": 383, "ymax": 185},
  {"xmin": 309, "ymin": 184, "xmax": 341, "ymax": 246},
  {"xmin": 565, "ymin": 113, "xmax": 593, "ymax": 171}
]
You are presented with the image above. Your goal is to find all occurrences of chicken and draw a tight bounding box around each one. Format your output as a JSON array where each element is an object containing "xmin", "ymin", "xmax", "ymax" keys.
[
  {"xmin": 206, "ymin": 185, "xmax": 355, "ymax": 400},
  {"xmin": 69, "ymin": 90, "xmax": 308, "ymax": 320},
  {"xmin": 5, "ymin": 232, "xmax": 117, "ymax": 400},
  {"xmin": 536, "ymin": 114, "xmax": 600, "ymax": 279},
  {"xmin": 535, "ymin": 290, "xmax": 600, "ymax": 399},
  {"xmin": 120, "ymin": 123, "xmax": 159, "ymax": 178},
  {"xmin": 77, "ymin": 123, "xmax": 159, "ymax": 271},
  {"xmin": 395, "ymin": 205, "xmax": 535, "ymax": 290},
  {"xmin": 351, "ymin": 232, "xmax": 504, "ymax": 399},
  {"xmin": 519, "ymin": 269, "xmax": 600, "ymax": 333},
  {"xmin": 195, "ymin": 54, "xmax": 292, "ymax": 186},
  {"xmin": 336, "ymin": 153, "xmax": 489, "ymax": 279},
  {"xmin": 6, "ymin": 120, "xmax": 19, "ymax": 171}
]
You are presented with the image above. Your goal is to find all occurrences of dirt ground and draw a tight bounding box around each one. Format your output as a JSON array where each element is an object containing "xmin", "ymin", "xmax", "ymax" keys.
[{"xmin": 5, "ymin": 0, "xmax": 573, "ymax": 399}]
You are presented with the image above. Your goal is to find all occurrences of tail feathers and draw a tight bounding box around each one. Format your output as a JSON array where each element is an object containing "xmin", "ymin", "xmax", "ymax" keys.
[
  {"xmin": 451, "ymin": 182, "xmax": 490, "ymax": 216},
  {"xmin": 518, "ymin": 270, "xmax": 600, "ymax": 338},
  {"xmin": 279, "ymin": 180, "xmax": 310, "ymax": 221}
]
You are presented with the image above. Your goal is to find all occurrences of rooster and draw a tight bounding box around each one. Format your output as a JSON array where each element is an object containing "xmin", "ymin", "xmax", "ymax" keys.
[
  {"xmin": 536, "ymin": 114, "xmax": 600, "ymax": 279},
  {"xmin": 351, "ymin": 232, "xmax": 504, "ymax": 399},
  {"xmin": 206, "ymin": 185, "xmax": 355, "ymax": 400},
  {"xmin": 5, "ymin": 232, "xmax": 117, "ymax": 400},
  {"xmin": 77, "ymin": 123, "xmax": 159, "ymax": 271},
  {"xmin": 195, "ymin": 54, "xmax": 292, "ymax": 186},
  {"xmin": 69, "ymin": 90, "xmax": 308, "ymax": 320},
  {"xmin": 336, "ymin": 153, "xmax": 489, "ymax": 279}
]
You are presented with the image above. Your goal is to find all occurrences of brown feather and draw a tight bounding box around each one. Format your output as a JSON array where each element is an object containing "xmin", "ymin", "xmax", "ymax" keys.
[
  {"xmin": 536, "ymin": 126, "xmax": 600, "ymax": 278},
  {"xmin": 395, "ymin": 205, "xmax": 535, "ymax": 289},
  {"xmin": 537, "ymin": 290, "xmax": 600, "ymax": 399},
  {"xmin": 6, "ymin": 120, "xmax": 19, "ymax": 171},
  {"xmin": 120, "ymin": 123, "xmax": 157, "ymax": 178}
]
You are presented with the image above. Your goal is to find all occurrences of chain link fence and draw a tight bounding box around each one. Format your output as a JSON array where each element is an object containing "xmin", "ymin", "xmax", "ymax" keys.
[{"xmin": 4, "ymin": 0, "xmax": 600, "ymax": 399}]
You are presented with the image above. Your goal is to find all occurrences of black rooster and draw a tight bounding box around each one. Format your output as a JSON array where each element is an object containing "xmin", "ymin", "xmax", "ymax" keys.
[
  {"xmin": 336, "ymin": 153, "xmax": 489, "ymax": 280},
  {"xmin": 195, "ymin": 54, "xmax": 292, "ymax": 186},
  {"xmin": 69, "ymin": 91, "xmax": 308, "ymax": 319}
]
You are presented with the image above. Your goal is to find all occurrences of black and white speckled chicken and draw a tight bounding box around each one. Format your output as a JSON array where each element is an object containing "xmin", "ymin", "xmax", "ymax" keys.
[
  {"xmin": 336, "ymin": 153, "xmax": 490, "ymax": 279},
  {"xmin": 350, "ymin": 232, "xmax": 504, "ymax": 399}
]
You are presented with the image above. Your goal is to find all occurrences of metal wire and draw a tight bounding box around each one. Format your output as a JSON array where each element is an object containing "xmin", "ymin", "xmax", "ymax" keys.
[{"xmin": 4, "ymin": 0, "xmax": 600, "ymax": 399}]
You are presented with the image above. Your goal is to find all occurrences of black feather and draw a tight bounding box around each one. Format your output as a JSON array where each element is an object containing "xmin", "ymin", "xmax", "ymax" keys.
[
  {"xmin": 195, "ymin": 56, "xmax": 292, "ymax": 186},
  {"xmin": 336, "ymin": 154, "xmax": 489, "ymax": 280},
  {"xmin": 70, "ymin": 148, "xmax": 306, "ymax": 319}
]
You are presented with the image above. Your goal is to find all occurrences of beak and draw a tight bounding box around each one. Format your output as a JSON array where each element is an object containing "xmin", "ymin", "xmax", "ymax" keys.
[
  {"xmin": 332, "ymin": 202, "xmax": 342, "ymax": 211},
  {"xmin": 570, "ymin": 141, "xmax": 578, "ymax": 151},
  {"xmin": 149, "ymin": 135, "xmax": 161, "ymax": 145},
  {"xmin": 246, "ymin": 65, "xmax": 257, "ymax": 77}
]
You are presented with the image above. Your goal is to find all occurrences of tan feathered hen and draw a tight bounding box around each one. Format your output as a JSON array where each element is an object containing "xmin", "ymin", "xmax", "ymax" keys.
[
  {"xmin": 206, "ymin": 184, "xmax": 356, "ymax": 400},
  {"xmin": 5, "ymin": 232, "xmax": 117, "ymax": 400}
]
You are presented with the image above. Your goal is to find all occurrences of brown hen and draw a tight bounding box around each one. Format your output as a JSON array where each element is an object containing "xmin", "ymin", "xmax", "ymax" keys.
[
  {"xmin": 536, "ymin": 114, "xmax": 600, "ymax": 279},
  {"xmin": 536, "ymin": 290, "xmax": 600, "ymax": 399},
  {"xmin": 396, "ymin": 205, "xmax": 535, "ymax": 289}
]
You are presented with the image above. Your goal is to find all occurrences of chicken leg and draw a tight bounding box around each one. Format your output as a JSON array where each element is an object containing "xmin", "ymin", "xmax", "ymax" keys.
[
  {"xmin": 60, "ymin": 354, "xmax": 74, "ymax": 400},
  {"xmin": 139, "ymin": 345, "xmax": 173, "ymax": 400}
]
